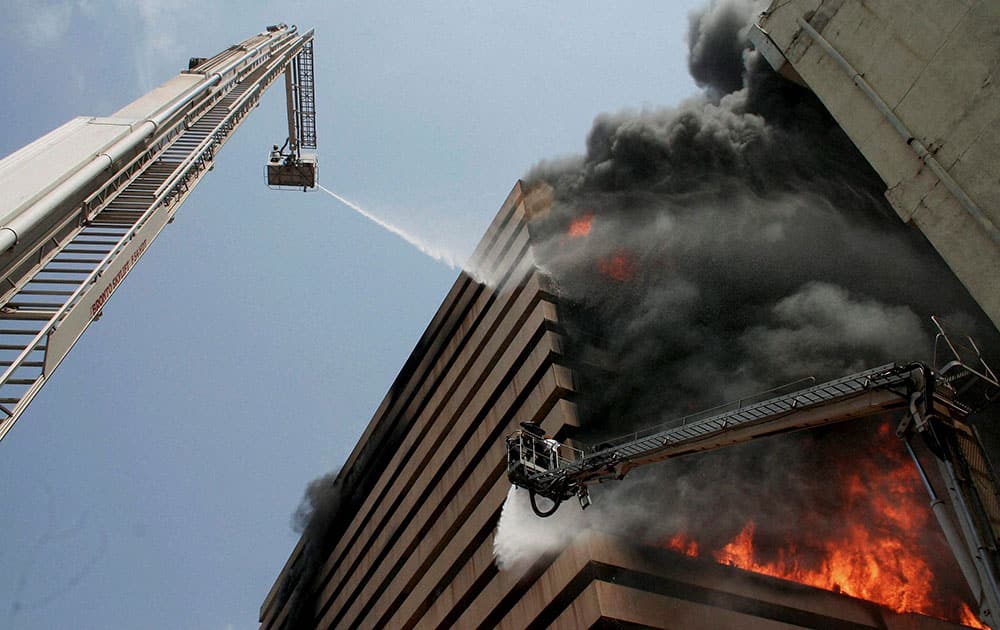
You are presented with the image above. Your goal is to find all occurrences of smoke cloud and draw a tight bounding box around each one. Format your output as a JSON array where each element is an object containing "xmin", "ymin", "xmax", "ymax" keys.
[
  {"xmin": 497, "ymin": 0, "xmax": 998, "ymax": 616},
  {"xmin": 524, "ymin": 0, "xmax": 993, "ymax": 429},
  {"xmin": 273, "ymin": 471, "xmax": 344, "ymax": 628}
]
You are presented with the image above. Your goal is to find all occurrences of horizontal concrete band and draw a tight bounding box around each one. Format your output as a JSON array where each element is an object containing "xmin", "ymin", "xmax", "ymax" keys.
[
  {"xmin": 261, "ymin": 181, "xmax": 584, "ymax": 630},
  {"xmin": 261, "ymin": 183, "xmax": 535, "ymax": 628},
  {"xmin": 332, "ymin": 181, "xmax": 527, "ymax": 487},
  {"xmin": 319, "ymin": 323, "xmax": 570, "ymax": 627},
  {"xmin": 412, "ymin": 399, "xmax": 579, "ymax": 630},
  {"xmin": 310, "ymin": 266, "xmax": 549, "ymax": 617},
  {"xmin": 494, "ymin": 533, "xmax": 937, "ymax": 630}
]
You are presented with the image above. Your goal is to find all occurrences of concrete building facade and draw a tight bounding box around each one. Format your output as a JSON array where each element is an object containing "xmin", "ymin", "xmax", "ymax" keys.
[
  {"xmin": 260, "ymin": 181, "xmax": 579, "ymax": 628},
  {"xmin": 751, "ymin": 0, "xmax": 1000, "ymax": 329},
  {"xmin": 259, "ymin": 182, "xmax": 970, "ymax": 629}
]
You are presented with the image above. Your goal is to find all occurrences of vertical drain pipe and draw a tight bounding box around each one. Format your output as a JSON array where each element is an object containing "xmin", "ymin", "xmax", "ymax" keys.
[{"xmin": 794, "ymin": 16, "xmax": 1000, "ymax": 247}]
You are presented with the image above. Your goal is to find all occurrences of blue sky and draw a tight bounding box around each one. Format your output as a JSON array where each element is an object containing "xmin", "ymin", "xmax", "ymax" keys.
[{"xmin": 0, "ymin": 2, "xmax": 704, "ymax": 628}]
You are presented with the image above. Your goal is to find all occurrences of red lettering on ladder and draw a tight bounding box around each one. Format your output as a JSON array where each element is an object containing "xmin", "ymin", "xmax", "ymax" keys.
[{"xmin": 89, "ymin": 239, "xmax": 148, "ymax": 318}]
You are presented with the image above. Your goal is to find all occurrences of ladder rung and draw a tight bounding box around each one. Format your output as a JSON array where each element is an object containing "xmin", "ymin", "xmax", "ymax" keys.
[
  {"xmin": 81, "ymin": 230, "xmax": 128, "ymax": 236},
  {"xmin": 0, "ymin": 329, "xmax": 42, "ymax": 335},
  {"xmin": 52, "ymin": 258, "xmax": 103, "ymax": 265},
  {"xmin": 5, "ymin": 378, "xmax": 38, "ymax": 386},
  {"xmin": 6, "ymin": 301, "xmax": 61, "ymax": 309},
  {"xmin": 17, "ymin": 290, "xmax": 73, "ymax": 297},
  {"xmin": 0, "ymin": 311, "xmax": 57, "ymax": 321},
  {"xmin": 61, "ymin": 247, "xmax": 112, "ymax": 254},
  {"xmin": 27, "ymin": 278, "xmax": 81, "ymax": 285},
  {"xmin": 0, "ymin": 344, "xmax": 44, "ymax": 351},
  {"xmin": 70, "ymin": 240, "xmax": 118, "ymax": 247},
  {"xmin": 0, "ymin": 360, "xmax": 43, "ymax": 367}
]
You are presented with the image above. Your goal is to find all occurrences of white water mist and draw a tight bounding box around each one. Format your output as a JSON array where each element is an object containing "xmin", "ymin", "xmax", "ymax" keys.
[
  {"xmin": 493, "ymin": 486, "xmax": 587, "ymax": 571},
  {"xmin": 318, "ymin": 184, "xmax": 466, "ymax": 270}
]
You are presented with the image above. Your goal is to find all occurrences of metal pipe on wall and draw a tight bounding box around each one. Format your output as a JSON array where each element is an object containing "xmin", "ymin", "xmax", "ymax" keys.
[{"xmin": 794, "ymin": 16, "xmax": 1000, "ymax": 247}]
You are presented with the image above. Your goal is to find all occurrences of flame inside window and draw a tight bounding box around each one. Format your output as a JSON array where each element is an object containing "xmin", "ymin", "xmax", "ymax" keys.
[
  {"xmin": 658, "ymin": 424, "xmax": 987, "ymax": 627},
  {"xmin": 567, "ymin": 213, "xmax": 594, "ymax": 238},
  {"xmin": 598, "ymin": 253, "xmax": 635, "ymax": 282}
]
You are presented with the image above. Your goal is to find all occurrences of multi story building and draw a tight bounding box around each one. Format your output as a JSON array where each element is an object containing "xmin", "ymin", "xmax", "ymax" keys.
[{"xmin": 259, "ymin": 181, "xmax": 970, "ymax": 629}]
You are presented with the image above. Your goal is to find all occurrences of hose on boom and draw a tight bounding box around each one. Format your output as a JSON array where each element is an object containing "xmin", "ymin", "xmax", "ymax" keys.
[{"xmin": 528, "ymin": 489, "xmax": 561, "ymax": 518}]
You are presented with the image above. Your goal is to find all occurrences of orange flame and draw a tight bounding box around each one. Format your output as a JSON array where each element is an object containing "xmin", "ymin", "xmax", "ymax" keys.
[
  {"xmin": 712, "ymin": 520, "xmax": 936, "ymax": 614},
  {"xmin": 598, "ymin": 252, "xmax": 635, "ymax": 282},
  {"xmin": 658, "ymin": 423, "xmax": 984, "ymax": 626},
  {"xmin": 567, "ymin": 213, "xmax": 594, "ymax": 238},
  {"xmin": 663, "ymin": 532, "xmax": 699, "ymax": 558},
  {"xmin": 961, "ymin": 602, "xmax": 990, "ymax": 629}
]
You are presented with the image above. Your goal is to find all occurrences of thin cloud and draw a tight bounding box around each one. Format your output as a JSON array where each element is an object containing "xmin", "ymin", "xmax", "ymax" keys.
[
  {"xmin": 115, "ymin": 0, "xmax": 196, "ymax": 89},
  {"xmin": 9, "ymin": 0, "xmax": 74, "ymax": 48}
]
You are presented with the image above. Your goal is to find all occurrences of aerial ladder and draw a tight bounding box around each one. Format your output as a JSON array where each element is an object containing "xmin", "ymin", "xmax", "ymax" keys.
[
  {"xmin": 507, "ymin": 318, "xmax": 1000, "ymax": 625},
  {"xmin": 0, "ymin": 25, "xmax": 317, "ymax": 441}
]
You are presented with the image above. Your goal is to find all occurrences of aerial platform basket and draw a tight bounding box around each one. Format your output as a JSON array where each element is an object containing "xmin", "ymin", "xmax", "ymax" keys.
[{"xmin": 266, "ymin": 152, "xmax": 317, "ymax": 190}]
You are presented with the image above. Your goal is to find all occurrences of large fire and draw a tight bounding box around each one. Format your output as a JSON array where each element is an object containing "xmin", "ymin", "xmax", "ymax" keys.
[{"xmin": 660, "ymin": 423, "xmax": 986, "ymax": 628}]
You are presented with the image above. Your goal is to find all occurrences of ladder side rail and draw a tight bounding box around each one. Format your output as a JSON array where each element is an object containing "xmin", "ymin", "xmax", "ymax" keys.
[
  {"xmin": 0, "ymin": 28, "xmax": 294, "ymax": 263},
  {"xmin": 0, "ymin": 88, "xmax": 247, "ymax": 404},
  {"xmin": 536, "ymin": 364, "xmax": 912, "ymax": 487},
  {"xmin": 0, "ymin": 80, "xmax": 257, "ymax": 384},
  {"xmin": 295, "ymin": 38, "xmax": 317, "ymax": 150},
  {"xmin": 155, "ymin": 34, "xmax": 308, "ymax": 202},
  {"xmin": 937, "ymin": 424, "xmax": 1000, "ymax": 624},
  {"xmin": 40, "ymin": 41, "xmax": 298, "ymax": 370},
  {"xmin": 283, "ymin": 60, "xmax": 299, "ymax": 151},
  {"xmin": 0, "ymin": 120, "xmax": 186, "ymax": 306},
  {"xmin": 0, "ymin": 31, "xmax": 290, "ymax": 308},
  {"xmin": 612, "ymin": 387, "xmax": 909, "ymax": 478},
  {"xmin": 600, "ymin": 363, "xmax": 901, "ymax": 462}
]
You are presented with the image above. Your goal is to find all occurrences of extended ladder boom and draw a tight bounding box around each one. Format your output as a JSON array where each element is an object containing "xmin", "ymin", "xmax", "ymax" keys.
[
  {"xmin": 0, "ymin": 25, "xmax": 317, "ymax": 440},
  {"xmin": 509, "ymin": 363, "xmax": 922, "ymax": 504},
  {"xmin": 506, "ymin": 354, "xmax": 1000, "ymax": 624}
]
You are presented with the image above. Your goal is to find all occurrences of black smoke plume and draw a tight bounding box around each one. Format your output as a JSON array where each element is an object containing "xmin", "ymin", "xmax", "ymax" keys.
[
  {"xmin": 273, "ymin": 471, "xmax": 343, "ymax": 629},
  {"xmin": 514, "ymin": 0, "xmax": 998, "ymax": 618},
  {"xmin": 527, "ymin": 0, "xmax": 994, "ymax": 432}
]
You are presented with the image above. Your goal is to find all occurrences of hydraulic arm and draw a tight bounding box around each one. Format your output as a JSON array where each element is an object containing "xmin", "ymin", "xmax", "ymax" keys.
[
  {"xmin": 0, "ymin": 25, "xmax": 317, "ymax": 440},
  {"xmin": 509, "ymin": 363, "xmax": 922, "ymax": 509}
]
